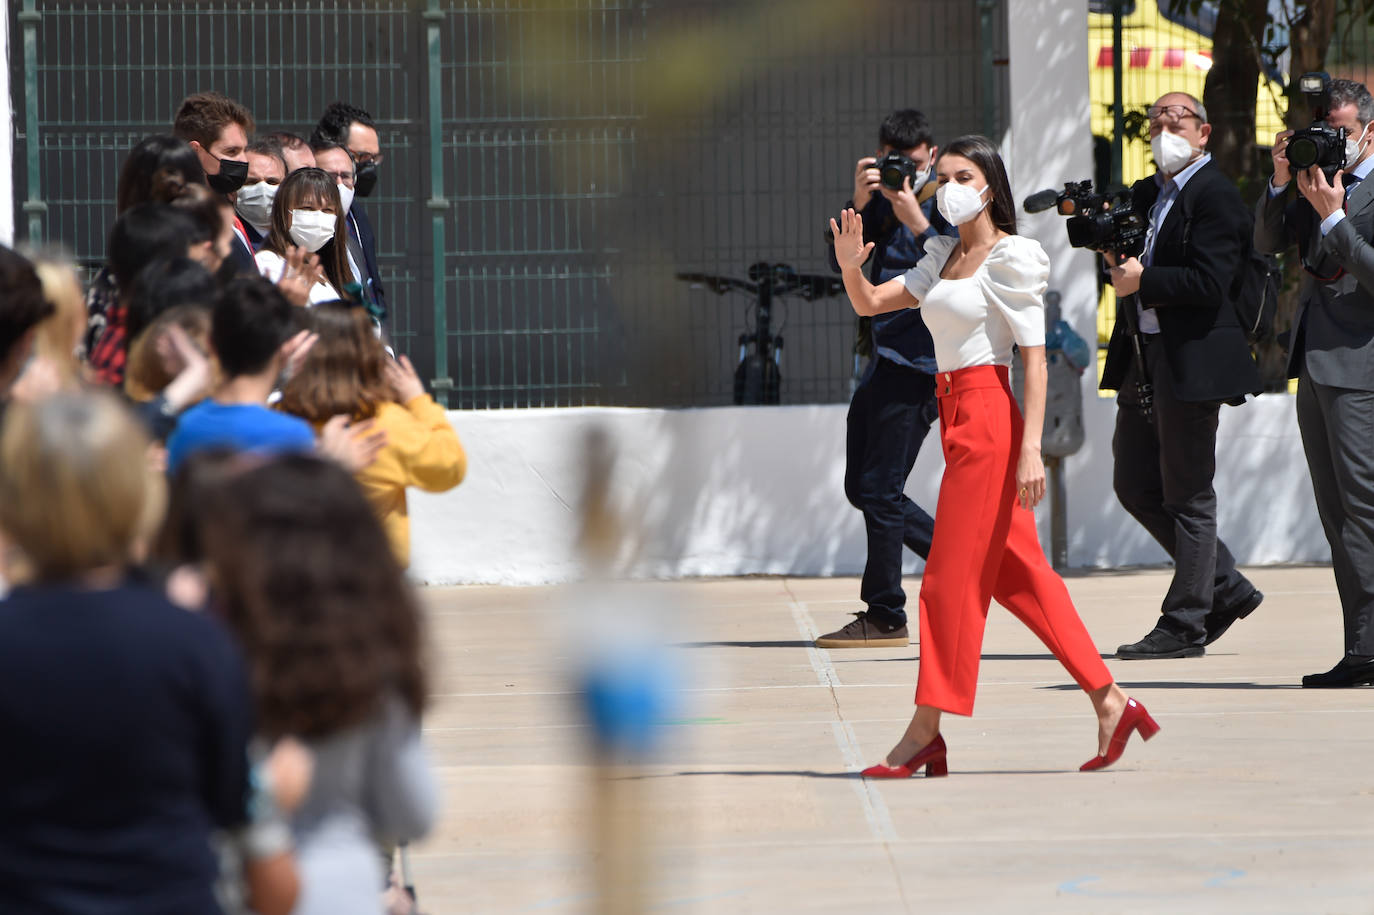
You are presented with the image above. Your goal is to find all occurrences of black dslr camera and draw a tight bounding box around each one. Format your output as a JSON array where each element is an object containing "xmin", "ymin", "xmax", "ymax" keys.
[
  {"xmin": 875, "ymin": 151, "xmax": 923, "ymax": 191},
  {"xmin": 1025, "ymin": 181, "xmax": 1148, "ymax": 258},
  {"xmin": 1286, "ymin": 71, "xmax": 1346, "ymax": 179}
]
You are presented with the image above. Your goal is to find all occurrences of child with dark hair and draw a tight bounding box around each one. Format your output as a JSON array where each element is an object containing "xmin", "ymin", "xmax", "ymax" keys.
[
  {"xmin": 196, "ymin": 453, "xmax": 437, "ymax": 915},
  {"xmin": 165, "ymin": 277, "xmax": 386, "ymax": 476},
  {"xmin": 0, "ymin": 245, "xmax": 53, "ymax": 405},
  {"xmin": 87, "ymin": 135, "xmax": 210, "ymax": 365},
  {"xmin": 165, "ymin": 277, "xmax": 318, "ymax": 474},
  {"xmin": 88, "ymin": 204, "xmax": 199, "ymax": 385}
]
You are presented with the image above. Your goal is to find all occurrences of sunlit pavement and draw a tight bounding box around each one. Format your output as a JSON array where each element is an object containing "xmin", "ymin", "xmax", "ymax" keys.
[{"xmin": 411, "ymin": 567, "xmax": 1374, "ymax": 914}]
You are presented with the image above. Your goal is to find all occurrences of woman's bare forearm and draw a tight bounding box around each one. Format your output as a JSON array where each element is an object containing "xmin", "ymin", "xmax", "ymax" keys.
[{"xmin": 840, "ymin": 266, "xmax": 917, "ymax": 317}]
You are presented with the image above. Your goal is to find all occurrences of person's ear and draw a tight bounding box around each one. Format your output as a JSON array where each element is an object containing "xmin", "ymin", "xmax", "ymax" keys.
[{"xmin": 1197, "ymin": 122, "xmax": 1212, "ymax": 147}]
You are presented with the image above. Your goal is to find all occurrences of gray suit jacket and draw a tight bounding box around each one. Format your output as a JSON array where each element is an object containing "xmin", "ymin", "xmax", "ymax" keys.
[{"xmin": 1255, "ymin": 176, "xmax": 1374, "ymax": 389}]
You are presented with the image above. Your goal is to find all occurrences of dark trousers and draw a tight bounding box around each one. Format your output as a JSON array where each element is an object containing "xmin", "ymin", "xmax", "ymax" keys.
[
  {"xmin": 1296, "ymin": 368, "xmax": 1374, "ymax": 657},
  {"xmin": 845, "ymin": 358, "xmax": 938, "ymax": 628},
  {"xmin": 1112, "ymin": 339, "xmax": 1253, "ymax": 643}
]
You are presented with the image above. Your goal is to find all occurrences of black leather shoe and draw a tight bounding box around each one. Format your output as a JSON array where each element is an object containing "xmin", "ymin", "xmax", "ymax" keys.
[
  {"xmin": 1202, "ymin": 589, "xmax": 1264, "ymax": 647},
  {"xmin": 1116, "ymin": 629, "xmax": 1205, "ymax": 660},
  {"xmin": 1301, "ymin": 655, "xmax": 1374, "ymax": 688}
]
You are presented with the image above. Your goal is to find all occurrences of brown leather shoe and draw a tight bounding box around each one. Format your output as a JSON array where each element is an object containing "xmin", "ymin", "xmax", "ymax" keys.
[{"xmin": 815, "ymin": 612, "xmax": 909, "ymax": 648}]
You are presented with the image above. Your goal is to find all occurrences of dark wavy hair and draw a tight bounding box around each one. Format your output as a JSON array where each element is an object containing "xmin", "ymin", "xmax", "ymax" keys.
[
  {"xmin": 264, "ymin": 168, "xmax": 352, "ymax": 299},
  {"xmin": 940, "ymin": 135, "xmax": 1018, "ymax": 236},
  {"xmin": 198, "ymin": 454, "xmax": 428, "ymax": 740},
  {"xmin": 116, "ymin": 135, "xmax": 208, "ymax": 214},
  {"xmin": 311, "ymin": 101, "xmax": 376, "ymax": 149},
  {"xmin": 279, "ymin": 302, "xmax": 393, "ymax": 423}
]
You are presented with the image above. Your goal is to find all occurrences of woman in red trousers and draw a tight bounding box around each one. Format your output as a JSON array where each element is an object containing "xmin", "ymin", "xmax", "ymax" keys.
[{"xmin": 830, "ymin": 135, "xmax": 1157, "ymax": 777}]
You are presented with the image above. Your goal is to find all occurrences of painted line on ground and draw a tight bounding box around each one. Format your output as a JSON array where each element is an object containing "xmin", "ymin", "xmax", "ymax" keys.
[{"xmin": 785, "ymin": 591, "xmax": 900, "ymax": 848}]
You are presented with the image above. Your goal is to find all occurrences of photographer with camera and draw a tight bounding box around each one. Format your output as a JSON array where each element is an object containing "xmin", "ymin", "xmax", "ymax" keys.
[
  {"xmin": 814, "ymin": 109, "xmax": 957, "ymax": 649},
  {"xmin": 1102, "ymin": 92, "xmax": 1263, "ymax": 660},
  {"xmin": 1256, "ymin": 76, "xmax": 1374, "ymax": 687}
]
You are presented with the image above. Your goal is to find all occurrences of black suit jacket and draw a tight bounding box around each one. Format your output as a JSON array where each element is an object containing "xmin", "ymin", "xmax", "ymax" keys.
[
  {"xmin": 1100, "ymin": 160, "xmax": 1261, "ymax": 403},
  {"xmin": 227, "ymin": 231, "xmax": 258, "ymax": 277},
  {"xmin": 348, "ymin": 205, "xmax": 388, "ymax": 319}
]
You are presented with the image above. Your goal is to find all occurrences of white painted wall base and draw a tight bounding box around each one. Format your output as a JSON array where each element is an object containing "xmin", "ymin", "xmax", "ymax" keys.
[{"xmin": 408, "ymin": 396, "xmax": 1327, "ymax": 586}]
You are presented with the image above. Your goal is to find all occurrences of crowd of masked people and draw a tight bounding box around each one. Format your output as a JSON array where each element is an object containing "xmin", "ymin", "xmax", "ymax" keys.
[{"xmin": 0, "ymin": 90, "xmax": 467, "ymax": 915}]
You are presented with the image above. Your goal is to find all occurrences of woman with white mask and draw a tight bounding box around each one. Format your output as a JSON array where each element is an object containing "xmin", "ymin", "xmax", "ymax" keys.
[
  {"xmin": 254, "ymin": 168, "xmax": 351, "ymax": 306},
  {"xmin": 831, "ymin": 135, "xmax": 1154, "ymax": 781}
]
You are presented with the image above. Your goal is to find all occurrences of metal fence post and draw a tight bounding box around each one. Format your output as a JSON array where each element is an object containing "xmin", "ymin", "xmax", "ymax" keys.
[
  {"xmin": 425, "ymin": 0, "xmax": 452, "ymax": 407},
  {"xmin": 19, "ymin": 0, "xmax": 45, "ymax": 242}
]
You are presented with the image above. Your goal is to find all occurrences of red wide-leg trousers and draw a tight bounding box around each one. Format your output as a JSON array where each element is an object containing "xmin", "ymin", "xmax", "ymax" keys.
[{"xmin": 915, "ymin": 365, "xmax": 1112, "ymax": 716}]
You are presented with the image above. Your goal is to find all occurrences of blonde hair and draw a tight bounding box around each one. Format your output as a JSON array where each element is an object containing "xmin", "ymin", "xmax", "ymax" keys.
[
  {"xmin": 24, "ymin": 251, "xmax": 86, "ymax": 389},
  {"xmin": 0, "ymin": 393, "xmax": 164, "ymax": 581}
]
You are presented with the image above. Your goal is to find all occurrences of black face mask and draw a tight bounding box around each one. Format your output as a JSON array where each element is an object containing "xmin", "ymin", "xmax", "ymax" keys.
[
  {"xmin": 207, "ymin": 158, "xmax": 249, "ymax": 194},
  {"xmin": 354, "ymin": 161, "xmax": 379, "ymax": 198}
]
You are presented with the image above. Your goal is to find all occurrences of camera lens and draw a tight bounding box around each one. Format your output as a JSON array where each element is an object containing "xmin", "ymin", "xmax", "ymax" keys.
[
  {"xmin": 880, "ymin": 165, "xmax": 906, "ymax": 190},
  {"xmin": 1287, "ymin": 135, "xmax": 1319, "ymax": 170}
]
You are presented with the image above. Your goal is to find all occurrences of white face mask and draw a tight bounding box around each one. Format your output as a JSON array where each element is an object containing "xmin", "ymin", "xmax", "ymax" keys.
[
  {"xmin": 936, "ymin": 181, "xmax": 989, "ymax": 226},
  {"xmin": 336, "ymin": 183, "xmax": 355, "ymax": 215},
  {"xmin": 1346, "ymin": 123, "xmax": 1371, "ymax": 168},
  {"xmin": 289, "ymin": 209, "xmax": 336, "ymax": 253},
  {"xmin": 235, "ymin": 182, "xmax": 277, "ymax": 234},
  {"xmin": 908, "ymin": 163, "xmax": 933, "ymax": 195},
  {"xmin": 1151, "ymin": 129, "xmax": 1196, "ymax": 175}
]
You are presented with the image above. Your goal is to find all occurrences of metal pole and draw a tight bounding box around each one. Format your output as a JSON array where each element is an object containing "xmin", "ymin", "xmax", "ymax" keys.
[
  {"xmin": 19, "ymin": 0, "xmax": 46, "ymax": 242},
  {"xmin": 425, "ymin": 0, "xmax": 452, "ymax": 407},
  {"xmin": 1111, "ymin": 0, "xmax": 1125, "ymax": 187},
  {"xmin": 1048, "ymin": 456, "xmax": 1069, "ymax": 571},
  {"xmin": 979, "ymin": 0, "xmax": 997, "ymax": 139}
]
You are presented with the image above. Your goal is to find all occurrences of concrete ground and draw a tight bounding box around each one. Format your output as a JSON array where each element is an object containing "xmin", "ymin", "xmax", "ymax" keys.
[{"xmin": 409, "ymin": 567, "xmax": 1374, "ymax": 914}]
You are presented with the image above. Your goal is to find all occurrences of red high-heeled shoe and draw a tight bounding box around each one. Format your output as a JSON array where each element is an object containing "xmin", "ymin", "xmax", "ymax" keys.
[
  {"xmin": 1080, "ymin": 697, "xmax": 1159, "ymax": 772},
  {"xmin": 861, "ymin": 734, "xmax": 948, "ymax": 779}
]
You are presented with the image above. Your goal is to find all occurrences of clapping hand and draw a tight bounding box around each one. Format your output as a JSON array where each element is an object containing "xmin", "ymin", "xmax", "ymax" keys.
[
  {"xmin": 385, "ymin": 354, "xmax": 427, "ymax": 403},
  {"xmin": 276, "ymin": 245, "xmax": 325, "ymax": 307}
]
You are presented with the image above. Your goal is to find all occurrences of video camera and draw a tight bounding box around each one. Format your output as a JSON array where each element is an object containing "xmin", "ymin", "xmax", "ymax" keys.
[
  {"xmin": 1286, "ymin": 71, "xmax": 1346, "ymax": 180},
  {"xmin": 1023, "ymin": 181, "xmax": 1148, "ymax": 258},
  {"xmin": 875, "ymin": 150, "xmax": 924, "ymax": 191}
]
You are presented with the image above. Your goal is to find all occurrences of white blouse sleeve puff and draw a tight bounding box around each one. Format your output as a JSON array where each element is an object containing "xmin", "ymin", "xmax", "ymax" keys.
[
  {"xmin": 979, "ymin": 235, "xmax": 1050, "ymax": 348},
  {"xmin": 895, "ymin": 235, "xmax": 959, "ymax": 304}
]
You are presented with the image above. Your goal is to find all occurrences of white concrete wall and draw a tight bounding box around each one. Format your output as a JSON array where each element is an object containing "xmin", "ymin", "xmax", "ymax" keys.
[
  {"xmin": 0, "ymin": 6, "xmax": 14, "ymax": 245},
  {"xmin": 407, "ymin": 397, "xmax": 1325, "ymax": 586}
]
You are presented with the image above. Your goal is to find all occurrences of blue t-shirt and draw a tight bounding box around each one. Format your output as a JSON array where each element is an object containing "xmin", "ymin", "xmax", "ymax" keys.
[{"xmin": 166, "ymin": 399, "xmax": 316, "ymax": 475}]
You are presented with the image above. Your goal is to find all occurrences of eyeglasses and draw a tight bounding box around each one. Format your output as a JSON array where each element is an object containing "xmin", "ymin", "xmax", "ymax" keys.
[
  {"xmin": 351, "ymin": 152, "xmax": 384, "ymax": 167},
  {"xmin": 1146, "ymin": 104, "xmax": 1203, "ymax": 123},
  {"xmin": 321, "ymin": 169, "xmax": 355, "ymax": 187}
]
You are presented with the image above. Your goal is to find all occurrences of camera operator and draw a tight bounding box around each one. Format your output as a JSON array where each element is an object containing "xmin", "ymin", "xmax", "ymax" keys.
[
  {"xmin": 814, "ymin": 109, "xmax": 957, "ymax": 649},
  {"xmin": 1102, "ymin": 91, "xmax": 1263, "ymax": 660},
  {"xmin": 1256, "ymin": 78, "xmax": 1374, "ymax": 687}
]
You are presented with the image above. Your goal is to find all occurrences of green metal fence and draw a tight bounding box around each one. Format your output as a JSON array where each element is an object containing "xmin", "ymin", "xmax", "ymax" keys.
[{"xmin": 11, "ymin": 0, "xmax": 1008, "ymax": 408}]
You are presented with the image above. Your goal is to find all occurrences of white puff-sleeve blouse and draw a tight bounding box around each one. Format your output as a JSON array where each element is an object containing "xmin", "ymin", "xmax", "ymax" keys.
[{"xmin": 896, "ymin": 234, "xmax": 1050, "ymax": 371}]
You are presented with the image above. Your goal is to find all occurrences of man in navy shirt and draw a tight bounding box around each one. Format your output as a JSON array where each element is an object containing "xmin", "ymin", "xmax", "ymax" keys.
[{"xmin": 816, "ymin": 110, "xmax": 956, "ymax": 649}]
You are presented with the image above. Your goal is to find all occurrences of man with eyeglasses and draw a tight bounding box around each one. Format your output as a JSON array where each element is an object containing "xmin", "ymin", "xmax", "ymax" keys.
[
  {"xmin": 1256, "ymin": 78, "xmax": 1374, "ymax": 687},
  {"xmin": 311, "ymin": 103, "xmax": 388, "ymax": 321},
  {"xmin": 1100, "ymin": 91, "xmax": 1263, "ymax": 660}
]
